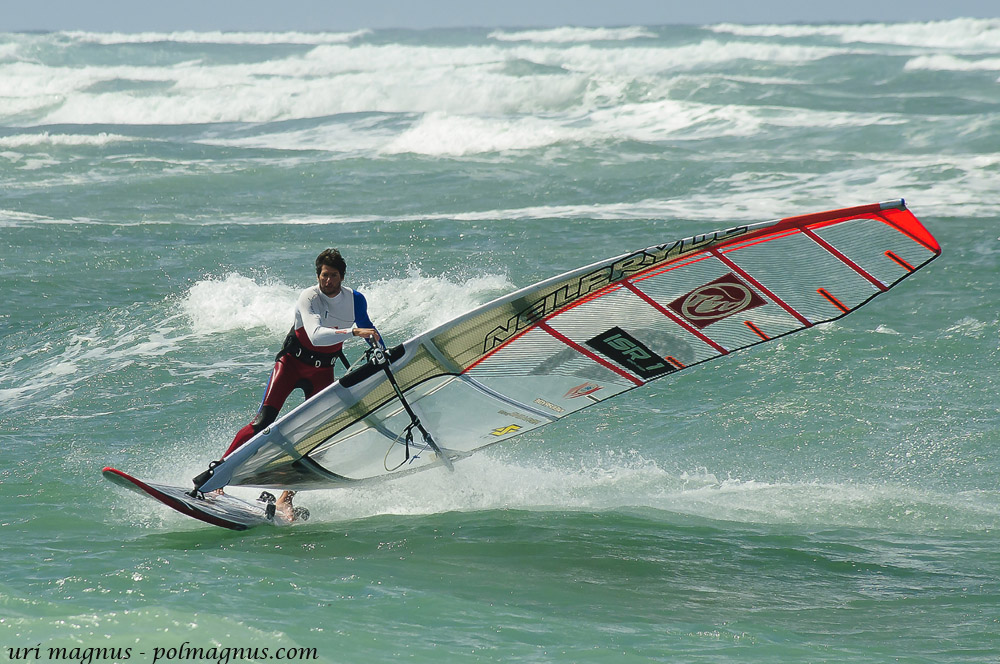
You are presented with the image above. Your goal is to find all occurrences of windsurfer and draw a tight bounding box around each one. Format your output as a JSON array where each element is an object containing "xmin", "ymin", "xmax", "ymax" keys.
[{"xmin": 222, "ymin": 248, "xmax": 379, "ymax": 458}]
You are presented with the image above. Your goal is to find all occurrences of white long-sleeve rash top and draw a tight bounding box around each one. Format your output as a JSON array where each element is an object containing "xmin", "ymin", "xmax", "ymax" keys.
[{"xmin": 293, "ymin": 285, "xmax": 375, "ymax": 353}]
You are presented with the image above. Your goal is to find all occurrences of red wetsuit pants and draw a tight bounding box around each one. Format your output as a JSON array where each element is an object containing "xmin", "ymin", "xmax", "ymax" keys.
[{"xmin": 223, "ymin": 354, "xmax": 335, "ymax": 457}]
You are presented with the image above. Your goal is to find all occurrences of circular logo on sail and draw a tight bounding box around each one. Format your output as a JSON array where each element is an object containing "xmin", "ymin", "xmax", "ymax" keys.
[
  {"xmin": 681, "ymin": 282, "xmax": 754, "ymax": 321},
  {"xmin": 668, "ymin": 273, "xmax": 766, "ymax": 329}
]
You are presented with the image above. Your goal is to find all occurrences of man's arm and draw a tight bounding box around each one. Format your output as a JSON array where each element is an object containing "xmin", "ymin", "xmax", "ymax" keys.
[
  {"xmin": 352, "ymin": 290, "xmax": 380, "ymax": 343},
  {"xmin": 297, "ymin": 290, "xmax": 354, "ymax": 347}
]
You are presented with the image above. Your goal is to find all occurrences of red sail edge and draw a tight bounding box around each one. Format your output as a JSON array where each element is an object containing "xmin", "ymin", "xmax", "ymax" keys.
[{"xmin": 716, "ymin": 199, "xmax": 941, "ymax": 257}]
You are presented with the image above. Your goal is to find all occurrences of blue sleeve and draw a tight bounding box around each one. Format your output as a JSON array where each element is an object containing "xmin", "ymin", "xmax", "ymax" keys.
[{"xmin": 353, "ymin": 289, "xmax": 376, "ymax": 329}]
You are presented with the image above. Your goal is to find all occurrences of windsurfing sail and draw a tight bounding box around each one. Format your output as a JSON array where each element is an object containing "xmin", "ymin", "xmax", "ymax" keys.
[{"xmin": 197, "ymin": 199, "xmax": 940, "ymax": 493}]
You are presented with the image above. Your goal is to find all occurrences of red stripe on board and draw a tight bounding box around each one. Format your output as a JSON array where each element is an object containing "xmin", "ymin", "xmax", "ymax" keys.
[
  {"xmin": 536, "ymin": 320, "xmax": 644, "ymax": 386},
  {"xmin": 710, "ymin": 247, "xmax": 812, "ymax": 327},
  {"xmin": 621, "ymin": 281, "xmax": 729, "ymax": 355},
  {"xmin": 744, "ymin": 320, "xmax": 769, "ymax": 341},
  {"xmin": 802, "ymin": 227, "xmax": 888, "ymax": 292},
  {"xmin": 884, "ymin": 250, "xmax": 916, "ymax": 272},
  {"xmin": 102, "ymin": 467, "xmax": 246, "ymax": 531},
  {"xmin": 666, "ymin": 356, "xmax": 686, "ymax": 370},
  {"xmin": 817, "ymin": 288, "xmax": 850, "ymax": 314}
]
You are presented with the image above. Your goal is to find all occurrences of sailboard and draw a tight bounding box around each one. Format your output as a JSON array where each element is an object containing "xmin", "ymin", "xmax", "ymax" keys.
[
  {"xmin": 102, "ymin": 467, "xmax": 299, "ymax": 530},
  {"xmin": 185, "ymin": 199, "xmax": 938, "ymax": 495}
]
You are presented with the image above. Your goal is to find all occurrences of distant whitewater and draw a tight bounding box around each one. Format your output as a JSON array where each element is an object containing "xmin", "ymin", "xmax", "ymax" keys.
[{"xmin": 2, "ymin": 20, "xmax": 998, "ymax": 220}]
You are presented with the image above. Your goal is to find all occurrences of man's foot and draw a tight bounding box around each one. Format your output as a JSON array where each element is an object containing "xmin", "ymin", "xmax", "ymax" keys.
[{"xmin": 275, "ymin": 491, "xmax": 300, "ymax": 521}]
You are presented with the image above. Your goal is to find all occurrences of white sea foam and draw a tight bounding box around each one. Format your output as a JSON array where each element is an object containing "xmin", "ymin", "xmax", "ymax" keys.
[
  {"xmin": 711, "ymin": 18, "xmax": 1000, "ymax": 52},
  {"xmin": 4, "ymin": 21, "xmax": 996, "ymax": 129},
  {"xmin": 904, "ymin": 54, "xmax": 1000, "ymax": 71},
  {"xmin": 939, "ymin": 317, "xmax": 992, "ymax": 339},
  {"xmin": 181, "ymin": 273, "xmax": 299, "ymax": 336},
  {"xmin": 379, "ymin": 96, "xmax": 908, "ymax": 156},
  {"xmin": 137, "ymin": 435, "xmax": 1000, "ymax": 533},
  {"xmin": 489, "ymin": 26, "xmax": 657, "ymax": 43},
  {"xmin": 1, "ymin": 37, "xmax": 840, "ymax": 127},
  {"xmin": 292, "ymin": 449, "xmax": 999, "ymax": 532},
  {"xmin": 60, "ymin": 29, "xmax": 372, "ymax": 45},
  {"xmin": 268, "ymin": 94, "xmax": 906, "ymax": 157},
  {"xmin": 0, "ymin": 209, "xmax": 53, "ymax": 227},
  {"xmin": 0, "ymin": 132, "xmax": 136, "ymax": 148},
  {"xmin": 2, "ymin": 135, "xmax": 995, "ymax": 225},
  {"xmin": 9, "ymin": 47, "xmax": 582, "ymax": 125},
  {"xmin": 873, "ymin": 325, "xmax": 901, "ymax": 335},
  {"xmin": 65, "ymin": 141, "xmax": 990, "ymax": 226},
  {"xmin": 427, "ymin": 150, "xmax": 997, "ymax": 222},
  {"xmin": 363, "ymin": 268, "xmax": 514, "ymax": 334},
  {"xmin": 382, "ymin": 112, "xmax": 584, "ymax": 156},
  {"xmin": 0, "ymin": 318, "xmax": 186, "ymax": 414},
  {"xmin": 507, "ymin": 40, "xmax": 839, "ymax": 78},
  {"xmin": 0, "ymin": 41, "xmax": 19, "ymax": 61},
  {"xmin": 197, "ymin": 117, "xmax": 399, "ymax": 154}
]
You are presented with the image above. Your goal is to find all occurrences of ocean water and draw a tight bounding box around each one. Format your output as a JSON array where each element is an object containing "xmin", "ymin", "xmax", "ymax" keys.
[{"xmin": 2, "ymin": 19, "xmax": 999, "ymax": 663}]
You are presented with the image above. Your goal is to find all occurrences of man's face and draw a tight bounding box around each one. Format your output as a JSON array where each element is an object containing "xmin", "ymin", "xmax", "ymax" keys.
[{"xmin": 318, "ymin": 265, "xmax": 343, "ymax": 296}]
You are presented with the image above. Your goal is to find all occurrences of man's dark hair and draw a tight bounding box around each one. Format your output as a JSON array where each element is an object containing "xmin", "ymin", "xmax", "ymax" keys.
[{"xmin": 315, "ymin": 248, "xmax": 347, "ymax": 277}]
